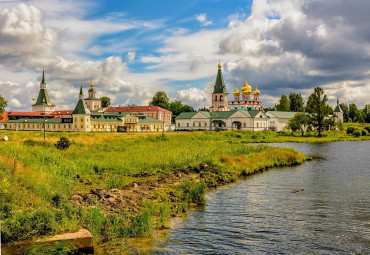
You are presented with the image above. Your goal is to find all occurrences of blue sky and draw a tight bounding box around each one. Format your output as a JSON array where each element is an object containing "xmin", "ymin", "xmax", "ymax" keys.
[{"xmin": 0, "ymin": 0, "xmax": 369, "ymax": 111}]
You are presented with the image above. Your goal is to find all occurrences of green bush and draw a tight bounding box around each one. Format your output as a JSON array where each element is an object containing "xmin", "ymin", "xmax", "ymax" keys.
[
  {"xmin": 364, "ymin": 126, "xmax": 370, "ymax": 133},
  {"xmin": 352, "ymin": 129, "xmax": 361, "ymax": 137},
  {"xmin": 346, "ymin": 127, "xmax": 355, "ymax": 134},
  {"xmin": 54, "ymin": 137, "xmax": 71, "ymax": 150},
  {"xmin": 361, "ymin": 129, "xmax": 369, "ymax": 136}
]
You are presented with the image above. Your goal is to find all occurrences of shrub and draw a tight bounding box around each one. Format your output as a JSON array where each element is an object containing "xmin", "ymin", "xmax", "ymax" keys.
[
  {"xmin": 352, "ymin": 129, "xmax": 361, "ymax": 137},
  {"xmin": 364, "ymin": 126, "xmax": 370, "ymax": 133},
  {"xmin": 54, "ymin": 137, "xmax": 71, "ymax": 150},
  {"xmin": 361, "ymin": 129, "xmax": 369, "ymax": 136},
  {"xmin": 346, "ymin": 127, "xmax": 355, "ymax": 134}
]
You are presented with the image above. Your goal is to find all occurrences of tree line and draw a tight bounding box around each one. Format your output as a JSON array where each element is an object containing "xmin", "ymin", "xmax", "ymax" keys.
[{"xmin": 271, "ymin": 91, "xmax": 370, "ymax": 123}]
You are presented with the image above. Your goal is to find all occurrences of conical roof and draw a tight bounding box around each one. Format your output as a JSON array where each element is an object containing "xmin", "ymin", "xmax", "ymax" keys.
[{"xmin": 213, "ymin": 62, "xmax": 227, "ymax": 94}]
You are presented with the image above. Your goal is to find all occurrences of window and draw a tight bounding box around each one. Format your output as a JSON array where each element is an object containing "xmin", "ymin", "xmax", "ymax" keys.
[
  {"xmin": 187, "ymin": 123, "xmax": 189, "ymax": 127},
  {"xmin": 244, "ymin": 123, "xmax": 246, "ymax": 127},
  {"xmin": 193, "ymin": 123, "xmax": 195, "ymax": 127},
  {"xmin": 257, "ymin": 123, "xmax": 259, "ymax": 128},
  {"xmin": 178, "ymin": 123, "xmax": 180, "ymax": 127},
  {"xmin": 205, "ymin": 122, "xmax": 207, "ymax": 127},
  {"xmin": 81, "ymin": 125, "xmax": 83, "ymax": 128},
  {"xmin": 215, "ymin": 95, "xmax": 217, "ymax": 101},
  {"xmin": 199, "ymin": 123, "xmax": 201, "ymax": 127}
]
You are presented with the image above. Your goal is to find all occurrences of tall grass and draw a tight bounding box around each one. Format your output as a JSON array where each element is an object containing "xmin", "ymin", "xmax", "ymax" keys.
[{"xmin": 0, "ymin": 130, "xmax": 310, "ymax": 245}]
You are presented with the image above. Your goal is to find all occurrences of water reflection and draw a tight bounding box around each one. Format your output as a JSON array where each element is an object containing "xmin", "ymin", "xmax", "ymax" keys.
[{"xmin": 130, "ymin": 141, "xmax": 370, "ymax": 254}]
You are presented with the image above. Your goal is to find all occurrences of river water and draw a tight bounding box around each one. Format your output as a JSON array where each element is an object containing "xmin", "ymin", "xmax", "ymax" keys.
[{"xmin": 128, "ymin": 141, "xmax": 370, "ymax": 254}]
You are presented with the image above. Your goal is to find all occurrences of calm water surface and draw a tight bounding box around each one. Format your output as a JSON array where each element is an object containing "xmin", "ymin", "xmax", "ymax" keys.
[{"xmin": 129, "ymin": 141, "xmax": 370, "ymax": 254}]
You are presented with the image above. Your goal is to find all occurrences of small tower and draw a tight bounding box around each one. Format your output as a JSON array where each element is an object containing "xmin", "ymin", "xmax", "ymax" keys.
[
  {"xmin": 253, "ymin": 83, "xmax": 260, "ymax": 102},
  {"xmin": 84, "ymin": 80, "xmax": 102, "ymax": 111},
  {"xmin": 210, "ymin": 61, "xmax": 229, "ymax": 112},
  {"xmin": 72, "ymin": 82, "xmax": 91, "ymax": 132},
  {"xmin": 241, "ymin": 76, "xmax": 252, "ymax": 101},
  {"xmin": 233, "ymin": 82, "xmax": 240, "ymax": 102},
  {"xmin": 32, "ymin": 67, "xmax": 56, "ymax": 113},
  {"xmin": 333, "ymin": 98, "xmax": 343, "ymax": 123}
]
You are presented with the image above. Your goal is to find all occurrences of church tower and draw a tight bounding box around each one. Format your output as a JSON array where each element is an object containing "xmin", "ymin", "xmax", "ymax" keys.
[
  {"xmin": 84, "ymin": 80, "xmax": 102, "ymax": 111},
  {"xmin": 253, "ymin": 83, "xmax": 260, "ymax": 102},
  {"xmin": 233, "ymin": 82, "xmax": 240, "ymax": 102},
  {"xmin": 210, "ymin": 62, "xmax": 229, "ymax": 112},
  {"xmin": 32, "ymin": 68, "xmax": 56, "ymax": 113},
  {"xmin": 333, "ymin": 98, "xmax": 343, "ymax": 123},
  {"xmin": 72, "ymin": 82, "xmax": 91, "ymax": 132},
  {"xmin": 241, "ymin": 76, "xmax": 252, "ymax": 101}
]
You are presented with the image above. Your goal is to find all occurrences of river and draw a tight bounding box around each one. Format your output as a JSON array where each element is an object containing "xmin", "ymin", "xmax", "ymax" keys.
[{"xmin": 128, "ymin": 141, "xmax": 370, "ymax": 254}]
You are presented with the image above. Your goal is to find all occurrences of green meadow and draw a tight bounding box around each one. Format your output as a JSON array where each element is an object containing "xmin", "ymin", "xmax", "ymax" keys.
[{"xmin": 0, "ymin": 127, "xmax": 368, "ymax": 251}]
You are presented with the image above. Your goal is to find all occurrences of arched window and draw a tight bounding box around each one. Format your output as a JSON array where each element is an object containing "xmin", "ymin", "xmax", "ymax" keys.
[
  {"xmin": 220, "ymin": 95, "xmax": 223, "ymax": 102},
  {"xmin": 215, "ymin": 95, "xmax": 217, "ymax": 101}
]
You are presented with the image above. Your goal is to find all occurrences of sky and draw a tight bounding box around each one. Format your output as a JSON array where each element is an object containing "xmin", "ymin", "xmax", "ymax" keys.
[{"xmin": 0, "ymin": 0, "xmax": 369, "ymax": 111}]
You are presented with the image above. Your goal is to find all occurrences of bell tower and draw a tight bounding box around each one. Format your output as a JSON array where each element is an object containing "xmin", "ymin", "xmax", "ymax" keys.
[{"xmin": 210, "ymin": 61, "xmax": 229, "ymax": 112}]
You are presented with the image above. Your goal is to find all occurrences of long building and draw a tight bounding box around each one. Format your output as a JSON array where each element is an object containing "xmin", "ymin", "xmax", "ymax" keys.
[{"xmin": 3, "ymin": 71, "xmax": 166, "ymax": 132}]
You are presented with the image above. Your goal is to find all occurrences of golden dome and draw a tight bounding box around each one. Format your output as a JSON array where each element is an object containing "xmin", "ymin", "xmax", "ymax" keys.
[
  {"xmin": 241, "ymin": 75, "xmax": 252, "ymax": 94},
  {"xmin": 233, "ymin": 83, "xmax": 240, "ymax": 96},
  {"xmin": 218, "ymin": 60, "xmax": 221, "ymax": 69},
  {"xmin": 90, "ymin": 80, "xmax": 94, "ymax": 88},
  {"xmin": 253, "ymin": 83, "xmax": 260, "ymax": 95}
]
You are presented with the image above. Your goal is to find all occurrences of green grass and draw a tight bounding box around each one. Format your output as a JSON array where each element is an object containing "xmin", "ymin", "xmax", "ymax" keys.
[{"xmin": 0, "ymin": 129, "xmax": 332, "ymax": 248}]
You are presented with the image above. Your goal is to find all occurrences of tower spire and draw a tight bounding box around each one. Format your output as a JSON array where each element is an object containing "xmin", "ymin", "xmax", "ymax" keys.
[
  {"xmin": 41, "ymin": 66, "xmax": 45, "ymax": 84},
  {"xmin": 79, "ymin": 81, "xmax": 84, "ymax": 99}
]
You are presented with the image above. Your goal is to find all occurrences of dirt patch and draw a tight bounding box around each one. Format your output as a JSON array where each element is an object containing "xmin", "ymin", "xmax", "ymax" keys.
[{"xmin": 70, "ymin": 170, "xmax": 195, "ymax": 214}]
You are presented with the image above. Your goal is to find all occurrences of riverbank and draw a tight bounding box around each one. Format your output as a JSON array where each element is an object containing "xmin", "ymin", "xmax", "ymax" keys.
[{"xmin": 0, "ymin": 129, "xmax": 366, "ymax": 253}]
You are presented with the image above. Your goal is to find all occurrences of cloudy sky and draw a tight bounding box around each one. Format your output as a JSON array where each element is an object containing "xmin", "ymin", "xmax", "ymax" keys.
[{"xmin": 0, "ymin": 0, "xmax": 369, "ymax": 111}]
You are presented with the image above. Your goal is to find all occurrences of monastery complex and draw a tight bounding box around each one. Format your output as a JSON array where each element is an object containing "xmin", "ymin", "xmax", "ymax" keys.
[{"xmin": 1, "ymin": 62, "xmax": 343, "ymax": 133}]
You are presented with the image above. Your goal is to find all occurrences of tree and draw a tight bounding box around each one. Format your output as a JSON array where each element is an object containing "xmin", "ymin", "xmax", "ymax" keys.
[
  {"xmin": 289, "ymin": 93, "xmax": 304, "ymax": 112},
  {"xmin": 169, "ymin": 100, "xmax": 195, "ymax": 123},
  {"xmin": 100, "ymin": 96, "xmax": 111, "ymax": 108},
  {"xmin": 363, "ymin": 104, "xmax": 370, "ymax": 123},
  {"xmin": 306, "ymin": 87, "xmax": 330, "ymax": 137},
  {"xmin": 149, "ymin": 91, "xmax": 170, "ymax": 110},
  {"xmin": 287, "ymin": 112, "xmax": 310, "ymax": 136},
  {"xmin": 0, "ymin": 94, "xmax": 7, "ymax": 113},
  {"xmin": 349, "ymin": 103, "xmax": 359, "ymax": 122},
  {"xmin": 339, "ymin": 103, "xmax": 349, "ymax": 122},
  {"xmin": 198, "ymin": 107, "xmax": 209, "ymax": 112},
  {"xmin": 263, "ymin": 107, "xmax": 275, "ymax": 112},
  {"xmin": 276, "ymin": 94, "xmax": 290, "ymax": 111}
]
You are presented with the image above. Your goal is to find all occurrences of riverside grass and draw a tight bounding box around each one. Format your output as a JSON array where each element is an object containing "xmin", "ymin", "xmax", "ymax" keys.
[{"xmin": 1, "ymin": 128, "xmax": 364, "ymax": 249}]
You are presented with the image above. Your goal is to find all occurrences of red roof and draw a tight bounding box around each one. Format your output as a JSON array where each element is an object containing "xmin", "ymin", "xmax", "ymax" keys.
[
  {"xmin": 104, "ymin": 106, "xmax": 171, "ymax": 113},
  {"xmin": 50, "ymin": 110, "xmax": 73, "ymax": 115},
  {"xmin": 7, "ymin": 111, "xmax": 53, "ymax": 117}
]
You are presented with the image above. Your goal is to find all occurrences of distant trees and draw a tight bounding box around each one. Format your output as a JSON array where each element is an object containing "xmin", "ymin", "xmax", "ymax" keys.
[
  {"xmin": 149, "ymin": 91, "xmax": 194, "ymax": 123},
  {"xmin": 305, "ymin": 87, "xmax": 330, "ymax": 137},
  {"xmin": 289, "ymin": 93, "xmax": 304, "ymax": 112},
  {"xmin": 169, "ymin": 100, "xmax": 195, "ymax": 123},
  {"xmin": 0, "ymin": 94, "xmax": 7, "ymax": 113},
  {"xmin": 276, "ymin": 94, "xmax": 290, "ymax": 111},
  {"xmin": 149, "ymin": 91, "xmax": 170, "ymax": 110},
  {"xmin": 349, "ymin": 103, "xmax": 359, "ymax": 122},
  {"xmin": 198, "ymin": 107, "xmax": 209, "ymax": 112},
  {"xmin": 100, "ymin": 96, "xmax": 111, "ymax": 108},
  {"xmin": 287, "ymin": 113, "xmax": 310, "ymax": 136}
]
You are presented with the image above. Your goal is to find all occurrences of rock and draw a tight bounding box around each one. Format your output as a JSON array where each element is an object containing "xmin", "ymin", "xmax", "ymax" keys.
[
  {"xmin": 2, "ymin": 229, "xmax": 93, "ymax": 255},
  {"xmin": 133, "ymin": 182, "xmax": 139, "ymax": 189}
]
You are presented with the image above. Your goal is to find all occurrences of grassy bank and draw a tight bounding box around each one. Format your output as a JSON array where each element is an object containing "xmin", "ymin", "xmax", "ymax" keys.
[{"xmin": 0, "ymin": 128, "xmax": 356, "ymax": 252}]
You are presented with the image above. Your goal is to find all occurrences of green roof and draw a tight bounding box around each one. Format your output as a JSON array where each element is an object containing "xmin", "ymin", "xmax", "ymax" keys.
[
  {"xmin": 229, "ymin": 105, "xmax": 250, "ymax": 111},
  {"xmin": 72, "ymin": 99, "xmax": 91, "ymax": 115},
  {"xmin": 5, "ymin": 118, "xmax": 62, "ymax": 124},
  {"xmin": 267, "ymin": 111, "xmax": 297, "ymax": 119},
  {"xmin": 213, "ymin": 68, "xmax": 227, "ymax": 94},
  {"xmin": 237, "ymin": 110, "xmax": 251, "ymax": 117},
  {"xmin": 138, "ymin": 116, "xmax": 163, "ymax": 123},
  {"xmin": 209, "ymin": 111, "xmax": 234, "ymax": 119},
  {"xmin": 198, "ymin": 111, "xmax": 211, "ymax": 118},
  {"xmin": 248, "ymin": 110, "xmax": 263, "ymax": 118},
  {"xmin": 175, "ymin": 112, "xmax": 198, "ymax": 119},
  {"xmin": 334, "ymin": 105, "xmax": 342, "ymax": 113},
  {"xmin": 32, "ymin": 89, "xmax": 54, "ymax": 106}
]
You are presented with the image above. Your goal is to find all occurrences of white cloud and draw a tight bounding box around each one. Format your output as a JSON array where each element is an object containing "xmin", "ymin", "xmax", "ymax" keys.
[
  {"xmin": 196, "ymin": 13, "xmax": 213, "ymax": 26},
  {"xmin": 126, "ymin": 52, "xmax": 136, "ymax": 63}
]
